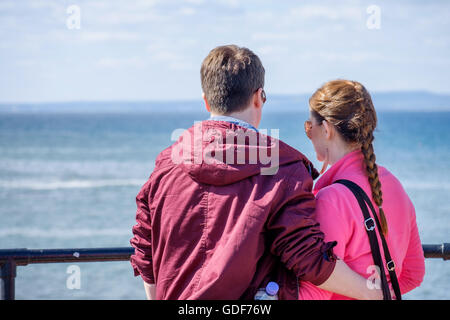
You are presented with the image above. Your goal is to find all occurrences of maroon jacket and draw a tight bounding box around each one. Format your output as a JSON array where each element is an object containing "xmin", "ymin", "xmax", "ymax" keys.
[{"xmin": 130, "ymin": 120, "xmax": 337, "ymax": 299}]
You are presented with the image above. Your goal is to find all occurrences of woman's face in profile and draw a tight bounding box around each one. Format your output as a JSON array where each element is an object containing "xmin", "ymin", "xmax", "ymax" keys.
[{"xmin": 305, "ymin": 110, "xmax": 327, "ymax": 162}]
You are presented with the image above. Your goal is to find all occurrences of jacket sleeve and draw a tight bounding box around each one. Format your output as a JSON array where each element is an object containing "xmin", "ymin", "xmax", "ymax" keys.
[
  {"xmin": 130, "ymin": 179, "xmax": 155, "ymax": 284},
  {"xmin": 298, "ymin": 195, "xmax": 350, "ymax": 299},
  {"xmin": 266, "ymin": 165, "xmax": 337, "ymax": 286},
  {"xmin": 398, "ymin": 204, "xmax": 425, "ymax": 294}
]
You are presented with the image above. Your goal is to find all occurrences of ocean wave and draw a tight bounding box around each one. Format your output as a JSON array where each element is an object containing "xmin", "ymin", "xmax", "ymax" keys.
[
  {"xmin": 402, "ymin": 181, "xmax": 450, "ymax": 191},
  {"xmin": 0, "ymin": 179, "xmax": 144, "ymax": 190},
  {"xmin": 1, "ymin": 179, "xmax": 448, "ymax": 191},
  {"xmin": 0, "ymin": 227, "xmax": 131, "ymax": 238}
]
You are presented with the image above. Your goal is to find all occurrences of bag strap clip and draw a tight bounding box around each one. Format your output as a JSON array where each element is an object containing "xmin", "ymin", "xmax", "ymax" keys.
[{"xmin": 364, "ymin": 217, "xmax": 376, "ymax": 231}]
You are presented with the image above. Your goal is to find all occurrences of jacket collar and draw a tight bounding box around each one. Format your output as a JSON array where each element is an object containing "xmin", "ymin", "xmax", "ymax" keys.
[
  {"xmin": 209, "ymin": 115, "xmax": 258, "ymax": 132},
  {"xmin": 313, "ymin": 150, "xmax": 365, "ymax": 193}
]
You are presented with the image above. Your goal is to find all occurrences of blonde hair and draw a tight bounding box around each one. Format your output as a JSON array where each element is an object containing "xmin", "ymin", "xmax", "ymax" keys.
[{"xmin": 309, "ymin": 79, "xmax": 388, "ymax": 236}]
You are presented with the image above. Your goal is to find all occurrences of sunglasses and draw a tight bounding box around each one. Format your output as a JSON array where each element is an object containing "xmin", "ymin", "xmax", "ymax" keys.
[{"xmin": 255, "ymin": 88, "xmax": 266, "ymax": 103}]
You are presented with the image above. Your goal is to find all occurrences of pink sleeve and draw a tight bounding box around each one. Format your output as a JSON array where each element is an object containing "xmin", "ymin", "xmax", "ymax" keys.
[
  {"xmin": 298, "ymin": 194, "xmax": 350, "ymax": 300},
  {"xmin": 398, "ymin": 205, "xmax": 425, "ymax": 294}
]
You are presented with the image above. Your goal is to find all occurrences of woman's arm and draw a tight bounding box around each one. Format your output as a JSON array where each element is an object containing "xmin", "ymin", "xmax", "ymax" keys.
[
  {"xmin": 318, "ymin": 259, "xmax": 382, "ymax": 299},
  {"xmin": 144, "ymin": 282, "xmax": 157, "ymax": 300},
  {"xmin": 298, "ymin": 191, "xmax": 383, "ymax": 300}
]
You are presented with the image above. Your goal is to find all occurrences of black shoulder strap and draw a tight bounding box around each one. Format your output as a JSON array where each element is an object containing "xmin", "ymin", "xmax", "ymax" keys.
[
  {"xmin": 334, "ymin": 179, "xmax": 402, "ymax": 300},
  {"xmin": 342, "ymin": 180, "xmax": 402, "ymax": 301}
]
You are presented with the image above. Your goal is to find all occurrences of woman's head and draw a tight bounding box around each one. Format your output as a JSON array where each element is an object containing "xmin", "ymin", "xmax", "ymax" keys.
[
  {"xmin": 306, "ymin": 79, "xmax": 388, "ymax": 235},
  {"xmin": 309, "ymin": 80, "xmax": 376, "ymax": 146}
]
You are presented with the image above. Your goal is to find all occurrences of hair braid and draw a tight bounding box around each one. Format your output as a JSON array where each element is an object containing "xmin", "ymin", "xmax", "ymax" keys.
[{"xmin": 356, "ymin": 83, "xmax": 389, "ymax": 236}]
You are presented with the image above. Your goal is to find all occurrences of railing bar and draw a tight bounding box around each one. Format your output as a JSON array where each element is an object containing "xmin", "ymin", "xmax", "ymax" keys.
[
  {"xmin": 0, "ymin": 243, "xmax": 449, "ymax": 300},
  {"xmin": 1, "ymin": 244, "xmax": 450, "ymax": 262},
  {"xmin": 0, "ymin": 244, "xmax": 449, "ymax": 264},
  {"xmin": 0, "ymin": 247, "xmax": 134, "ymax": 265}
]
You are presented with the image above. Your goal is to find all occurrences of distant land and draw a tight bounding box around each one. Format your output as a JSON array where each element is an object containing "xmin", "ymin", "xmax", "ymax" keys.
[{"xmin": 0, "ymin": 91, "xmax": 450, "ymax": 113}]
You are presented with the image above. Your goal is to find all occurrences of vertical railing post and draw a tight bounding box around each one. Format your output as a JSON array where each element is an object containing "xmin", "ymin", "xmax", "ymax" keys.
[{"xmin": 0, "ymin": 259, "xmax": 17, "ymax": 300}]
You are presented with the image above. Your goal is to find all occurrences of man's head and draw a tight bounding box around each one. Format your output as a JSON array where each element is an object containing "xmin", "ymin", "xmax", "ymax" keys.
[{"xmin": 200, "ymin": 45, "xmax": 265, "ymax": 119}]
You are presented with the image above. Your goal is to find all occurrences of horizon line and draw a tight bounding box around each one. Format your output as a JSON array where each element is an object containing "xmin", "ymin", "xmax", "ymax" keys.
[{"xmin": 1, "ymin": 89, "xmax": 450, "ymax": 105}]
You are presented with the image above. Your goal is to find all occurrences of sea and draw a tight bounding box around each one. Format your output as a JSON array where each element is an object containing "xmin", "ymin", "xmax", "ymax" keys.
[{"xmin": 0, "ymin": 97, "xmax": 449, "ymax": 300}]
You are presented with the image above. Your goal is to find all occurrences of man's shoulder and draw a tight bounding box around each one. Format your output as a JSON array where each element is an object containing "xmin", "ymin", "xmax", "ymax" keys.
[
  {"xmin": 275, "ymin": 137, "xmax": 319, "ymax": 180},
  {"xmin": 279, "ymin": 160, "xmax": 315, "ymax": 192},
  {"xmin": 254, "ymin": 158, "xmax": 315, "ymax": 200},
  {"xmin": 153, "ymin": 144, "xmax": 177, "ymax": 173},
  {"xmin": 155, "ymin": 144, "xmax": 172, "ymax": 161}
]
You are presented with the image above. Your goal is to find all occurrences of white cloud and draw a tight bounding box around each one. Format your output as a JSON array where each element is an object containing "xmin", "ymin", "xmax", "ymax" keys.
[
  {"xmin": 94, "ymin": 11, "xmax": 163, "ymax": 25},
  {"xmin": 317, "ymin": 51, "xmax": 384, "ymax": 63},
  {"xmin": 168, "ymin": 61, "xmax": 195, "ymax": 71},
  {"xmin": 178, "ymin": 7, "xmax": 196, "ymax": 16},
  {"xmin": 15, "ymin": 59, "xmax": 37, "ymax": 67},
  {"xmin": 79, "ymin": 31, "xmax": 141, "ymax": 42},
  {"xmin": 2, "ymin": 0, "xmax": 450, "ymax": 102},
  {"xmin": 251, "ymin": 32, "xmax": 290, "ymax": 41},
  {"xmin": 289, "ymin": 5, "xmax": 363, "ymax": 21},
  {"xmin": 28, "ymin": 0, "xmax": 63, "ymax": 10},
  {"xmin": 0, "ymin": 1, "xmax": 15, "ymax": 10},
  {"xmin": 146, "ymin": 41, "xmax": 196, "ymax": 70},
  {"xmin": 151, "ymin": 50, "xmax": 180, "ymax": 62},
  {"xmin": 184, "ymin": 0, "xmax": 205, "ymax": 5},
  {"xmin": 255, "ymin": 45, "xmax": 289, "ymax": 56},
  {"xmin": 216, "ymin": 0, "xmax": 240, "ymax": 9},
  {"xmin": 135, "ymin": 0, "xmax": 160, "ymax": 7},
  {"xmin": 97, "ymin": 57, "xmax": 146, "ymax": 68}
]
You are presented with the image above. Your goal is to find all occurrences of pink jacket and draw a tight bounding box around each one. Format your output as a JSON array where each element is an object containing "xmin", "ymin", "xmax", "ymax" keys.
[{"xmin": 298, "ymin": 150, "xmax": 425, "ymax": 300}]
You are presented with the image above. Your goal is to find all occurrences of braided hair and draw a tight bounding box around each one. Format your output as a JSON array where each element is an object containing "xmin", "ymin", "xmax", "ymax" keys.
[{"xmin": 309, "ymin": 79, "xmax": 388, "ymax": 236}]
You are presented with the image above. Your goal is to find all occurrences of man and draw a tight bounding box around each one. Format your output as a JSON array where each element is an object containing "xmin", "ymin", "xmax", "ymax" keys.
[{"xmin": 130, "ymin": 45, "xmax": 381, "ymax": 300}]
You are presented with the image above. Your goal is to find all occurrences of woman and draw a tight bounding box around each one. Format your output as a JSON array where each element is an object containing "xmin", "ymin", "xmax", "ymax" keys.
[{"xmin": 299, "ymin": 79, "xmax": 425, "ymax": 299}]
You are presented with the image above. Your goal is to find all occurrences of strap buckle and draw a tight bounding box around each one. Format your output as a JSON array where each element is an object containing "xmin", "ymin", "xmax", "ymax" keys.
[
  {"xmin": 364, "ymin": 217, "xmax": 376, "ymax": 231},
  {"xmin": 387, "ymin": 260, "xmax": 396, "ymax": 272}
]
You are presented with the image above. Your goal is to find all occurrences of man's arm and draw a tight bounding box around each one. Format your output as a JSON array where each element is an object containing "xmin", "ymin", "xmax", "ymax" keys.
[
  {"xmin": 267, "ymin": 168, "xmax": 382, "ymax": 300},
  {"xmin": 268, "ymin": 194, "xmax": 382, "ymax": 299},
  {"xmin": 299, "ymin": 195, "xmax": 382, "ymax": 299},
  {"xmin": 130, "ymin": 180, "xmax": 156, "ymax": 295}
]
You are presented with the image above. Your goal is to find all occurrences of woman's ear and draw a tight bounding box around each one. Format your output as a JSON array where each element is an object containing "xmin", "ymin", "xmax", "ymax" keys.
[{"xmin": 322, "ymin": 120, "xmax": 333, "ymax": 140}]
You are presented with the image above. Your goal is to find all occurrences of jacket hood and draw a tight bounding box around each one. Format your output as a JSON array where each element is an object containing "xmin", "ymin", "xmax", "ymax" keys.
[{"xmin": 171, "ymin": 120, "xmax": 318, "ymax": 186}]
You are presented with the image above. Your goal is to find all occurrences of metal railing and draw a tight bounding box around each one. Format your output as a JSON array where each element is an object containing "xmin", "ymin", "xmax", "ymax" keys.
[{"xmin": 1, "ymin": 243, "xmax": 449, "ymax": 300}]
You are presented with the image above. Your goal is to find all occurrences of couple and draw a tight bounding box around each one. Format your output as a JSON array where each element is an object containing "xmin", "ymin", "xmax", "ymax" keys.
[{"xmin": 130, "ymin": 45, "xmax": 425, "ymax": 300}]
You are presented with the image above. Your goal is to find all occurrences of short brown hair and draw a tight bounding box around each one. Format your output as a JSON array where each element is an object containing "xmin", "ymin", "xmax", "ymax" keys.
[{"xmin": 200, "ymin": 45, "xmax": 265, "ymax": 114}]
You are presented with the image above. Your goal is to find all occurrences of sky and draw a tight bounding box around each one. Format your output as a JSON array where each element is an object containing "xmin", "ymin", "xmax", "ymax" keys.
[{"xmin": 0, "ymin": 0, "xmax": 449, "ymax": 103}]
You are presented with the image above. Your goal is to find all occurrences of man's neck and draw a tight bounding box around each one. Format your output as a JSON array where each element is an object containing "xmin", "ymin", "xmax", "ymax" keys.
[{"xmin": 210, "ymin": 109, "xmax": 258, "ymax": 129}]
